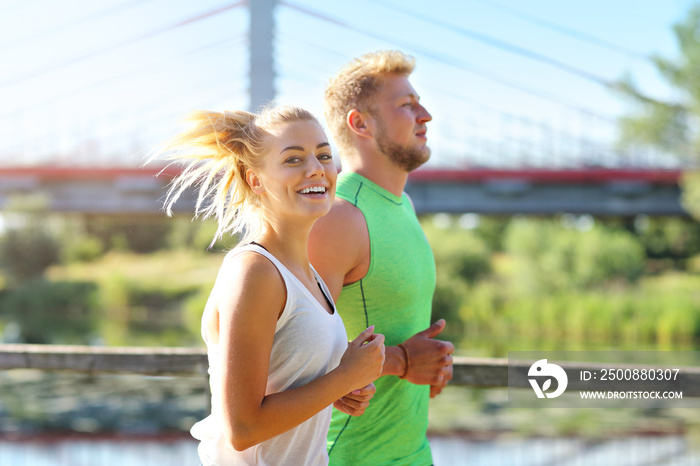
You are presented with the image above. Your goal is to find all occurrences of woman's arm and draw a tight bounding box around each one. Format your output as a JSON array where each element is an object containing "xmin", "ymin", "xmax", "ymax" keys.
[{"xmin": 212, "ymin": 252, "xmax": 384, "ymax": 452}]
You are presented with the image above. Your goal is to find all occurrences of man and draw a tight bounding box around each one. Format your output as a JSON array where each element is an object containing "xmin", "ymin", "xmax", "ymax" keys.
[{"xmin": 309, "ymin": 50, "xmax": 455, "ymax": 465}]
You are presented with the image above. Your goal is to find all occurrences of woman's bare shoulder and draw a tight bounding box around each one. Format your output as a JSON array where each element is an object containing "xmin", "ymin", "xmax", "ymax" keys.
[{"xmin": 213, "ymin": 249, "xmax": 286, "ymax": 315}]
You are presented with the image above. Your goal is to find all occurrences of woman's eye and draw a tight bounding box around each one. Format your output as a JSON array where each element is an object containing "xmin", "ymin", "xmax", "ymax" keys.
[
  {"xmin": 318, "ymin": 153, "xmax": 333, "ymax": 161},
  {"xmin": 285, "ymin": 156, "xmax": 302, "ymax": 163}
]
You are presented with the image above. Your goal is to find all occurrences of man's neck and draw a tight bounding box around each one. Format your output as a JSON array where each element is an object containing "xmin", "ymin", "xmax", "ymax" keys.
[{"xmin": 342, "ymin": 155, "xmax": 409, "ymax": 198}]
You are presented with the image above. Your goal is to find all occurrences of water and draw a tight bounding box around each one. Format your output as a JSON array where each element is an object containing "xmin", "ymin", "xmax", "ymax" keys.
[
  {"xmin": 430, "ymin": 435, "xmax": 700, "ymax": 466},
  {"xmin": 3, "ymin": 370, "xmax": 700, "ymax": 465},
  {"xmin": 0, "ymin": 436, "xmax": 199, "ymax": 466},
  {"xmin": 2, "ymin": 435, "xmax": 699, "ymax": 465}
]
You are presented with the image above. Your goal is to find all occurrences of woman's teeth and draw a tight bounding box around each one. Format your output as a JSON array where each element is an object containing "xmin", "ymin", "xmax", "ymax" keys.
[{"xmin": 298, "ymin": 187, "xmax": 326, "ymax": 194}]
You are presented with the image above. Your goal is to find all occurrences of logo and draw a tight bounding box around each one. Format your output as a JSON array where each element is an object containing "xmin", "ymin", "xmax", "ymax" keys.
[{"xmin": 528, "ymin": 359, "xmax": 568, "ymax": 398}]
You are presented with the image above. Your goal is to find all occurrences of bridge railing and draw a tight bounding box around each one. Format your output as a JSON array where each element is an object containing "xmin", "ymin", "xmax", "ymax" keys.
[{"xmin": 2, "ymin": 344, "xmax": 699, "ymax": 396}]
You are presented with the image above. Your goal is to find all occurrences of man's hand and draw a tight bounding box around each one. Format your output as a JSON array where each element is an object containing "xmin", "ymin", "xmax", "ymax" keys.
[
  {"xmin": 429, "ymin": 362, "xmax": 453, "ymax": 398},
  {"xmin": 333, "ymin": 383, "xmax": 376, "ymax": 416},
  {"xmin": 401, "ymin": 319, "xmax": 454, "ymax": 397}
]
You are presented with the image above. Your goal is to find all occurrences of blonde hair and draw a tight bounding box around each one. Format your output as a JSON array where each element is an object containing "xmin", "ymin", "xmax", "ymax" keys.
[
  {"xmin": 324, "ymin": 50, "xmax": 415, "ymax": 156},
  {"xmin": 152, "ymin": 105, "xmax": 318, "ymax": 246}
]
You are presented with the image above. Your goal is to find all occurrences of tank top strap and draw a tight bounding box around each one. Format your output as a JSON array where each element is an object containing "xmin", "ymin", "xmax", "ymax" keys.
[
  {"xmin": 231, "ymin": 243, "xmax": 293, "ymax": 279},
  {"xmin": 228, "ymin": 243, "xmax": 335, "ymax": 316}
]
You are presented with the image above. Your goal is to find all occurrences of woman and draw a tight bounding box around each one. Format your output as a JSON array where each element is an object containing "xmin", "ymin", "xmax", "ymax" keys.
[{"xmin": 153, "ymin": 105, "xmax": 385, "ymax": 465}]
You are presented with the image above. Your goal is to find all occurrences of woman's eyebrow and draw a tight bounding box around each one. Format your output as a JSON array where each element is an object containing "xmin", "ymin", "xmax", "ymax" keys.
[
  {"xmin": 280, "ymin": 145, "xmax": 304, "ymax": 154},
  {"xmin": 280, "ymin": 142, "xmax": 330, "ymax": 154}
]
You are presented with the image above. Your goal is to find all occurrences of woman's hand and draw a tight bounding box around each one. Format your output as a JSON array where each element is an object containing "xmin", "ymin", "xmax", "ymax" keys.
[
  {"xmin": 338, "ymin": 326, "xmax": 385, "ymax": 390},
  {"xmin": 333, "ymin": 383, "xmax": 376, "ymax": 416}
]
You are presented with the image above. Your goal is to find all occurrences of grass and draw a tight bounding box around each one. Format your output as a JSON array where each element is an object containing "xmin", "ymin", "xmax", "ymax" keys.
[
  {"xmin": 46, "ymin": 249, "xmax": 224, "ymax": 289},
  {"xmin": 42, "ymin": 249, "xmax": 224, "ymax": 346}
]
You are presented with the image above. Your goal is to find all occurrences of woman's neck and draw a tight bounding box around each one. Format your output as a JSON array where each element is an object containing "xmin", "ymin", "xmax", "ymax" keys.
[{"xmin": 253, "ymin": 221, "xmax": 314, "ymax": 275}]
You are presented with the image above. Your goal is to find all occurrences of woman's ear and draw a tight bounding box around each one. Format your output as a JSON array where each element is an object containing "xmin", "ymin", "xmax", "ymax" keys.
[
  {"xmin": 246, "ymin": 169, "xmax": 265, "ymax": 195},
  {"xmin": 346, "ymin": 109, "xmax": 373, "ymax": 139}
]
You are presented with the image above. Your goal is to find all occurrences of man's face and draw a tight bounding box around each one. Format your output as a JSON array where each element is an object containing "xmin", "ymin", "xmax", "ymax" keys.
[{"xmin": 370, "ymin": 74, "xmax": 433, "ymax": 172}]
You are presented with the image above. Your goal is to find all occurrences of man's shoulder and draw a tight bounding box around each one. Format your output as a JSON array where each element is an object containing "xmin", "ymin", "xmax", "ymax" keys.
[
  {"xmin": 312, "ymin": 198, "xmax": 367, "ymax": 248},
  {"xmin": 321, "ymin": 197, "xmax": 365, "ymax": 229},
  {"xmin": 334, "ymin": 170, "xmax": 365, "ymax": 202},
  {"xmin": 309, "ymin": 198, "xmax": 370, "ymax": 297}
]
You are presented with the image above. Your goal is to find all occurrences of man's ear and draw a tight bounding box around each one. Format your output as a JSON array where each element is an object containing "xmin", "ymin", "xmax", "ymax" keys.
[
  {"xmin": 246, "ymin": 169, "xmax": 265, "ymax": 195},
  {"xmin": 346, "ymin": 109, "xmax": 373, "ymax": 139}
]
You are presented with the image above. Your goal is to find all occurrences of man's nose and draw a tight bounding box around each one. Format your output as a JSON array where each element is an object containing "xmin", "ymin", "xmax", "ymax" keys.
[{"xmin": 417, "ymin": 104, "xmax": 432, "ymax": 123}]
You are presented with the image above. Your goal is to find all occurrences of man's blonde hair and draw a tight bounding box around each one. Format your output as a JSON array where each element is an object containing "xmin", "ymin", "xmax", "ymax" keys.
[{"xmin": 324, "ymin": 50, "xmax": 415, "ymax": 156}]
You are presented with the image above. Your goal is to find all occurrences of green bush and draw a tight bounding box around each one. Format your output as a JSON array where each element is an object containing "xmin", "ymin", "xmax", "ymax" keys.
[
  {"xmin": 681, "ymin": 171, "xmax": 700, "ymax": 221},
  {"xmin": 0, "ymin": 280, "xmax": 98, "ymax": 344},
  {"xmin": 431, "ymin": 277, "xmax": 468, "ymax": 343},
  {"xmin": 573, "ymin": 227, "xmax": 645, "ymax": 287},
  {"xmin": 96, "ymin": 273, "xmax": 202, "ymax": 346},
  {"xmin": 453, "ymin": 273, "xmax": 700, "ymax": 352},
  {"xmin": 424, "ymin": 218, "xmax": 492, "ymax": 283},
  {"xmin": 635, "ymin": 216, "xmax": 700, "ymax": 269},
  {"xmin": 166, "ymin": 216, "xmax": 235, "ymax": 252},
  {"xmin": 62, "ymin": 234, "xmax": 105, "ymax": 263},
  {"xmin": 472, "ymin": 216, "xmax": 511, "ymax": 252},
  {"xmin": 503, "ymin": 217, "xmax": 645, "ymax": 292},
  {"xmin": 423, "ymin": 217, "xmax": 492, "ymax": 343},
  {"xmin": 502, "ymin": 217, "xmax": 560, "ymax": 292},
  {"xmin": 84, "ymin": 216, "xmax": 172, "ymax": 253},
  {"xmin": 0, "ymin": 227, "xmax": 60, "ymax": 284}
]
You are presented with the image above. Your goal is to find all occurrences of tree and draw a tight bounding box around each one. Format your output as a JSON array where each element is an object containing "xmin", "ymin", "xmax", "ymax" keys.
[
  {"xmin": 0, "ymin": 226, "xmax": 60, "ymax": 285},
  {"xmin": 681, "ymin": 171, "xmax": 700, "ymax": 219},
  {"xmin": 615, "ymin": 4, "xmax": 700, "ymax": 218}
]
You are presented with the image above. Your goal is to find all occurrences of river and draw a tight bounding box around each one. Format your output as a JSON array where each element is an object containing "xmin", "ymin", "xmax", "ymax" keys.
[{"xmin": 2, "ymin": 434, "xmax": 699, "ymax": 465}]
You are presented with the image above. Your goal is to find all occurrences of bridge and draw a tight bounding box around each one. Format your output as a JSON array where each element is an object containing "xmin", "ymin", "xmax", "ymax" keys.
[
  {"xmin": 0, "ymin": 165, "xmax": 687, "ymax": 217},
  {"xmin": 0, "ymin": 0, "xmax": 696, "ymax": 219}
]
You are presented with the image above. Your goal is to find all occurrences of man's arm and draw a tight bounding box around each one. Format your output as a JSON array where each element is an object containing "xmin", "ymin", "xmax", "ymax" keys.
[
  {"xmin": 401, "ymin": 195, "xmax": 455, "ymax": 396},
  {"xmin": 308, "ymin": 198, "xmax": 368, "ymax": 302},
  {"xmin": 309, "ymin": 198, "xmax": 453, "ymax": 398},
  {"xmin": 309, "ymin": 198, "xmax": 407, "ymax": 378}
]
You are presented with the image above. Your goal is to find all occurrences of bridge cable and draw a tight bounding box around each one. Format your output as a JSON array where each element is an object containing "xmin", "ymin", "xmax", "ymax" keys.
[
  {"xmin": 371, "ymin": 0, "xmax": 614, "ymax": 88},
  {"xmin": 369, "ymin": 0, "xmax": 684, "ymax": 110},
  {"xmin": 473, "ymin": 0, "xmax": 651, "ymax": 61},
  {"xmin": 0, "ymin": 0, "xmax": 160, "ymax": 54},
  {"xmin": 279, "ymin": 0, "xmax": 616, "ymax": 121},
  {"xmin": 0, "ymin": 1, "xmax": 245, "ymax": 89},
  {"xmin": 0, "ymin": 34, "xmax": 247, "ymax": 119}
]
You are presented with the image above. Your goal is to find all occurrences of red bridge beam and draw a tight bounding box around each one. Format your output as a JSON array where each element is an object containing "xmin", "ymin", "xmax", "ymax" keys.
[
  {"xmin": 409, "ymin": 168, "xmax": 683, "ymax": 185},
  {"xmin": 0, "ymin": 166, "xmax": 688, "ymax": 216},
  {"xmin": 0, "ymin": 166, "xmax": 684, "ymax": 184}
]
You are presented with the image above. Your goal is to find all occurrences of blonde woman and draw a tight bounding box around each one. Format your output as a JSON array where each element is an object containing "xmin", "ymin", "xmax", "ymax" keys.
[{"xmin": 153, "ymin": 106, "xmax": 385, "ymax": 465}]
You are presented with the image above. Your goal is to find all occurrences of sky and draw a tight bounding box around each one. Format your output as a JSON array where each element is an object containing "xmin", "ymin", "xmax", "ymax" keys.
[{"xmin": 0, "ymin": 0, "xmax": 697, "ymax": 169}]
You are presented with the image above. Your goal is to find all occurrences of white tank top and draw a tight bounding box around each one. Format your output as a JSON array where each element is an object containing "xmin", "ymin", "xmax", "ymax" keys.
[{"xmin": 191, "ymin": 244, "xmax": 348, "ymax": 466}]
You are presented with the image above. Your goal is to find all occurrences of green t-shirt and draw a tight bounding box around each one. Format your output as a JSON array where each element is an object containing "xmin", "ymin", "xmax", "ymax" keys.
[{"xmin": 327, "ymin": 172, "xmax": 436, "ymax": 466}]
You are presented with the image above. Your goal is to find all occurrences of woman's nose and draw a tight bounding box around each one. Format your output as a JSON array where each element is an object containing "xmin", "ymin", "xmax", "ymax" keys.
[{"xmin": 307, "ymin": 157, "xmax": 325, "ymax": 177}]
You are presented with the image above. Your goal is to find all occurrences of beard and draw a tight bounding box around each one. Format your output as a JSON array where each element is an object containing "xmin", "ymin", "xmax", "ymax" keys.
[{"xmin": 374, "ymin": 121, "xmax": 431, "ymax": 173}]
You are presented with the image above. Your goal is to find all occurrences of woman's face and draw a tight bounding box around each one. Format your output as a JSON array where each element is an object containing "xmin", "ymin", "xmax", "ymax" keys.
[{"xmin": 249, "ymin": 120, "xmax": 337, "ymax": 225}]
